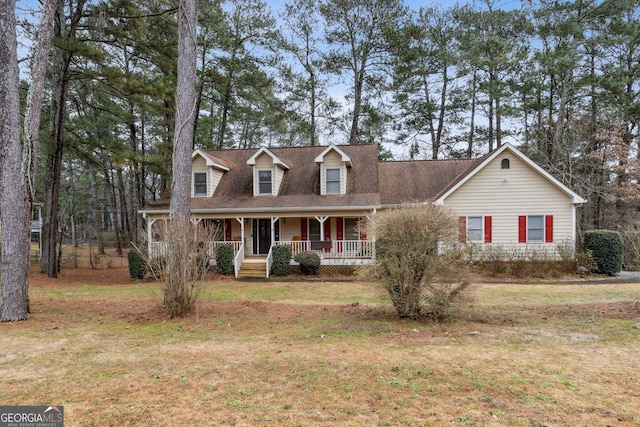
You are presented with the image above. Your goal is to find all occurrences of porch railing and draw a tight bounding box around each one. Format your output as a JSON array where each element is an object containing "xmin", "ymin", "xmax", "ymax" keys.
[
  {"xmin": 233, "ymin": 243, "xmax": 245, "ymax": 278},
  {"xmin": 266, "ymin": 246, "xmax": 273, "ymax": 279},
  {"xmin": 148, "ymin": 239, "xmax": 372, "ymax": 263},
  {"xmin": 278, "ymin": 240, "xmax": 373, "ymax": 259},
  {"xmin": 149, "ymin": 240, "xmax": 243, "ymax": 259}
]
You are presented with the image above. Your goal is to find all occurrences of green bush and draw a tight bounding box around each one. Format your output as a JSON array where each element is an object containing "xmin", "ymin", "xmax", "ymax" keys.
[
  {"xmin": 294, "ymin": 251, "xmax": 321, "ymax": 275},
  {"xmin": 272, "ymin": 245, "xmax": 291, "ymax": 276},
  {"xmin": 216, "ymin": 244, "xmax": 235, "ymax": 275},
  {"xmin": 127, "ymin": 249, "xmax": 146, "ymax": 279},
  {"xmin": 583, "ymin": 229, "xmax": 623, "ymax": 276}
]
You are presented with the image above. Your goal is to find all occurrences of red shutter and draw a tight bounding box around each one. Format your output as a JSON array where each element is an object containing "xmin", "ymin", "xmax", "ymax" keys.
[
  {"xmin": 300, "ymin": 218, "xmax": 307, "ymax": 240},
  {"xmin": 300, "ymin": 218, "xmax": 308, "ymax": 250},
  {"xmin": 458, "ymin": 216, "xmax": 467, "ymax": 243},
  {"xmin": 518, "ymin": 216, "xmax": 527, "ymax": 243},
  {"xmin": 545, "ymin": 215, "xmax": 554, "ymax": 243},
  {"xmin": 336, "ymin": 217, "xmax": 344, "ymax": 252},
  {"xmin": 484, "ymin": 216, "xmax": 492, "ymax": 243},
  {"xmin": 224, "ymin": 219, "xmax": 232, "ymax": 241},
  {"xmin": 323, "ymin": 219, "xmax": 331, "ymax": 252},
  {"xmin": 336, "ymin": 217, "xmax": 344, "ymax": 240}
]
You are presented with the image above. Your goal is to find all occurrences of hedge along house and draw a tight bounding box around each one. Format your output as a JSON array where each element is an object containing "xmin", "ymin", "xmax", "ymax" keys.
[{"xmin": 140, "ymin": 143, "xmax": 585, "ymax": 278}]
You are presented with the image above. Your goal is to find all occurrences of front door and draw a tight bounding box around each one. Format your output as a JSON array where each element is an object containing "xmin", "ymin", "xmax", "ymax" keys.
[{"xmin": 252, "ymin": 219, "xmax": 271, "ymax": 255}]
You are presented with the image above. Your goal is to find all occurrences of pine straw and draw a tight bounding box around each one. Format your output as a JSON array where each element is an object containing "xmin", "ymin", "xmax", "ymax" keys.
[{"xmin": 1, "ymin": 267, "xmax": 639, "ymax": 426}]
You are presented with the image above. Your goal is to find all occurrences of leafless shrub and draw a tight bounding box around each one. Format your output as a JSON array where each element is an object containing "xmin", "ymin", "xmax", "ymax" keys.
[
  {"xmin": 477, "ymin": 243, "xmax": 578, "ymax": 278},
  {"xmin": 624, "ymin": 228, "xmax": 640, "ymax": 270},
  {"xmin": 361, "ymin": 204, "xmax": 470, "ymax": 320},
  {"xmin": 135, "ymin": 218, "xmax": 219, "ymax": 318}
]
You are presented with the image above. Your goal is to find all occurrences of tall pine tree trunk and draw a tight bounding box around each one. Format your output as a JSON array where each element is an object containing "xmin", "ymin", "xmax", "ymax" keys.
[
  {"xmin": 0, "ymin": 0, "xmax": 29, "ymax": 321},
  {"xmin": 41, "ymin": 0, "xmax": 86, "ymax": 277},
  {"xmin": 163, "ymin": 0, "xmax": 198, "ymax": 317},
  {"xmin": 1, "ymin": 0, "xmax": 56, "ymax": 321}
]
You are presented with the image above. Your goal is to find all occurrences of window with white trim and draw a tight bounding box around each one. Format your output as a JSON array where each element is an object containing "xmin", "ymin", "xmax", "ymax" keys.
[
  {"xmin": 527, "ymin": 215, "xmax": 544, "ymax": 242},
  {"xmin": 467, "ymin": 216, "xmax": 483, "ymax": 242},
  {"xmin": 193, "ymin": 172, "xmax": 207, "ymax": 196},
  {"xmin": 258, "ymin": 170, "xmax": 272, "ymax": 195},
  {"xmin": 326, "ymin": 168, "xmax": 341, "ymax": 194}
]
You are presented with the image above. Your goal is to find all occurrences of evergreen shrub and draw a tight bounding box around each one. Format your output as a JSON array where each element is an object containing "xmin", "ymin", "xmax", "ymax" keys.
[
  {"xmin": 272, "ymin": 245, "xmax": 291, "ymax": 276},
  {"xmin": 128, "ymin": 249, "xmax": 146, "ymax": 279},
  {"xmin": 294, "ymin": 251, "xmax": 321, "ymax": 275},
  {"xmin": 216, "ymin": 244, "xmax": 235, "ymax": 275},
  {"xmin": 583, "ymin": 229, "xmax": 623, "ymax": 275}
]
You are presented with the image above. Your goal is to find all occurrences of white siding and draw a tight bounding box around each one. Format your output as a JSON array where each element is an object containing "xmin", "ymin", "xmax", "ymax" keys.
[
  {"xmin": 275, "ymin": 165, "xmax": 285, "ymax": 194},
  {"xmin": 443, "ymin": 153, "xmax": 576, "ymax": 255},
  {"xmin": 210, "ymin": 169, "xmax": 223, "ymax": 195}
]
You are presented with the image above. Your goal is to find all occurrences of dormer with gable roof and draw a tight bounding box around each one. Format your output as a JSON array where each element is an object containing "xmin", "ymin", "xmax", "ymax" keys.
[
  {"xmin": 247, "ymin": 147, "xmax": 290, "ymax": 196},
  {"xmin": 191, "ymin": 149, "xmax": 230, "ymax": 197},
  {"xmin": 314, "ymin": 144, "xmax": 352, "ymax": 195}
]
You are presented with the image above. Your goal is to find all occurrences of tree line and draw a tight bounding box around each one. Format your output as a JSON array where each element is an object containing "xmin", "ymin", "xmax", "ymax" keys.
[{"xmin": 6, "ymin": 0, "xmax": 640, "ymax": 282}]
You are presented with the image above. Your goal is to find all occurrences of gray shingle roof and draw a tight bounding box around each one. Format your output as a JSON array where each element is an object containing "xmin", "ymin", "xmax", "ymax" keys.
[
  {"xmin": 145, "ymin": 145, "xmax": 381, "ymax": 212},
  {"xmin": 378, "ymin": 159, "xmax": 478, "ymax": 205},
  {"xmin": 142, "ymin": 145, "xmax": 491, "ymax": 213}
]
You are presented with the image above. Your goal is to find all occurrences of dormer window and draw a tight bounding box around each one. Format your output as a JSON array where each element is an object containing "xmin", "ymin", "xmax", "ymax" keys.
[
  {"xmin": 258, "ymin": 170, "xmax": 272, "ymax": 195},
  {"xmin": 326, "ymin": 168, "xmax": 341, "ymax": 194},
  {"xmin": 191, "ymin": 149, "xmax": 230, "ymax": 197},
  {"xmin": 315, "ymin": 144, "xmax": 352, "ymax": 196},
  {"xmin": 247, "ymin": 148, "xmax": 289, "ymax": 197},
  {"xmin": 193, "ymin": 172, "xmax": 207, "ymax": 197}
]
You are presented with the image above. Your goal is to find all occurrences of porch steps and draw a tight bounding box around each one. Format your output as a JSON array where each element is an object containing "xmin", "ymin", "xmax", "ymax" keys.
[{"xmin": 237, "ymin": 258, "xmax": 267, "ymax": 279}]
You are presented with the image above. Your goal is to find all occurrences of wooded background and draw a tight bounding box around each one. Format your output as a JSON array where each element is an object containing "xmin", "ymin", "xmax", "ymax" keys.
[{"xmin": 13, "ymin": 0, "xmax": 640, "ymax": 266}]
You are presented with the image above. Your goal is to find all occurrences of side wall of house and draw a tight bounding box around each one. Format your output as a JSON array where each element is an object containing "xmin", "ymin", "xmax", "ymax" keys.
[{"xmin": 443, "ymin": 152, "xmax": 576, "ymax": 257}]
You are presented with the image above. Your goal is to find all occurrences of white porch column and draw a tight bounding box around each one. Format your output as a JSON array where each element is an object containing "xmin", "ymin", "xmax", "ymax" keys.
[
  {"xmin": 235, "ymin": 217, "xmax": 244, "ymax": 245},
  {"xmin": 145, "ymin": 215, "xmax": 155, "ymax": 256},
  {"xmin": 315, "ymin": 216, "xmax": 328, "ymax": 241},
  {"xmin": 271, "ymin": 217, "xmax": 279, "ymax": 245}
]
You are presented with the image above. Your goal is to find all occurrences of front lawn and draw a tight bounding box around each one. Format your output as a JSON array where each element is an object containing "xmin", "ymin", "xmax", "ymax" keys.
[{"xmin": 1, "ymin": 266, "xmax": 639, "ymax": 426}]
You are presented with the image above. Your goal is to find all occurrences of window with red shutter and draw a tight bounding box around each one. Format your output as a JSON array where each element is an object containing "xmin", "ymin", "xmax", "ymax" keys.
[{"xmin": 519, "ymin": 215, "xmax": 553, "ymax": 243}]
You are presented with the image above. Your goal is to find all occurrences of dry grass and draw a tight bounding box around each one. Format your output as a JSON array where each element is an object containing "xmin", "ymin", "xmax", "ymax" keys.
[{"xmin": 1, "ymin": 263, "xmax": 639, "ymax": 426}]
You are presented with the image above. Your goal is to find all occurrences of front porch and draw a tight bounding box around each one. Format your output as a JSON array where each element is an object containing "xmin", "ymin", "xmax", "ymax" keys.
[
  {"xmin": 144, "ymin": 213, "xmax": 376, "ymax": 278},
  {"xmin": 149, "ymin": 238, "xmax": 374, "ymax": 279}
]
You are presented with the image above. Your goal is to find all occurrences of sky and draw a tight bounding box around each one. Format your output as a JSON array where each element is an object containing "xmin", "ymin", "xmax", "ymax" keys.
[{"xmin": 14, "ymin": 0, "xmax": 525, "ymax": 156}]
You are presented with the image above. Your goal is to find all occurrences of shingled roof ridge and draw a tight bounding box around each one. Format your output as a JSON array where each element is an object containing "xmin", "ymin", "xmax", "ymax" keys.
[
  {"xmin": 200, "ymin": 143, "xmax": 375, "ymax": 153},
  {"xmin": 381, "ymin": 157, "xmax": 476, "ymax": 164}
]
